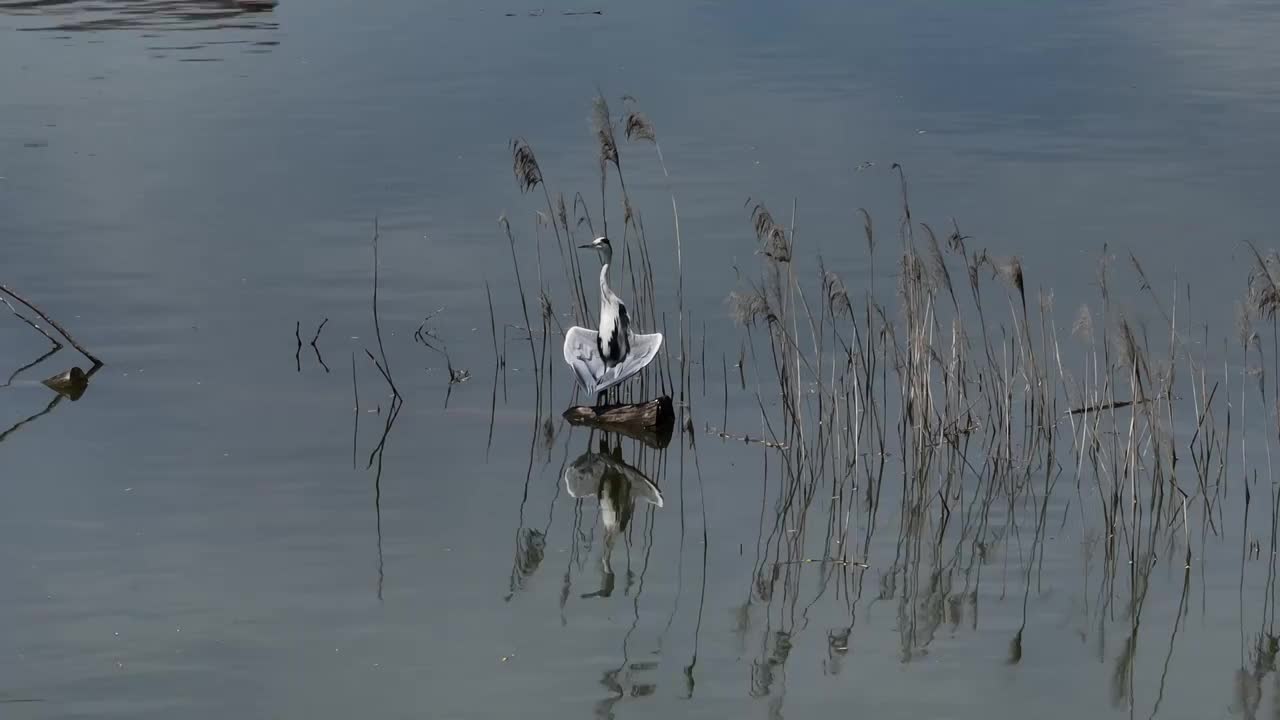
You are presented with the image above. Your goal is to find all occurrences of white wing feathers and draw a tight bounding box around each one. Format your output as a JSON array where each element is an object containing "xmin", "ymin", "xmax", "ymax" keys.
[{"xmin": 563, "ymin": 326, "xmax": 662, "ymax": 397}]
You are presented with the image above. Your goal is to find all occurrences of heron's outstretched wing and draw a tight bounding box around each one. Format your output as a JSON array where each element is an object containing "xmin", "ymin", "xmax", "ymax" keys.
[
  {"xmin": 563, "ymin": 326, "xmax": 605, "ymax": 396},
  {"xmin": 594, "ymin": 332, "xmax": 663, "ymax": 394},
  {"xmin": 563, "ymin": 327, "xmax": 663, "ymax": 396}
]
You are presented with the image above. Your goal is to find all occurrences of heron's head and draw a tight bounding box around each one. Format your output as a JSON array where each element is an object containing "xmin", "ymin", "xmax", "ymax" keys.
[{"xmin": 578, "ymin": 236, "xmax": 612, "ymax": 265}]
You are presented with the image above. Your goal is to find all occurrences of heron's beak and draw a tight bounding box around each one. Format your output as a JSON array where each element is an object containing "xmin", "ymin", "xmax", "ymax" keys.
[{"xmin": 577, "ymin": 244, "xmax": 594, "ymax": 249}]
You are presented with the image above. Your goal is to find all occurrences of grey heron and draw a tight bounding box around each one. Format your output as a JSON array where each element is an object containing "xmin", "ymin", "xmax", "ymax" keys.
[{"xmin": 562, "ymin": 236, "xmax": 663, "ymax": 405}]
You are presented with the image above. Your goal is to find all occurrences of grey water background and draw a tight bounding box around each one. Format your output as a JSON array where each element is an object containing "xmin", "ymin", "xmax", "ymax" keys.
[{"xmin": 2, "ymin": 0, "xmax": 1280, "ymax": 717}]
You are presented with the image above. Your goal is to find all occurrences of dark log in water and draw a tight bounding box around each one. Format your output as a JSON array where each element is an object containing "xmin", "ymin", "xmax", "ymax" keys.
[{"xmin": 563, "ymin": 396, "xmax": 675, "ymax": 449}]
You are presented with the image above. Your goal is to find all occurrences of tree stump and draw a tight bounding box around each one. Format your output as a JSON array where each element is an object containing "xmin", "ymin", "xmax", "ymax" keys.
[{"xmin": 563, "ymin": 396, "xmax": 675, "ymax": 449}]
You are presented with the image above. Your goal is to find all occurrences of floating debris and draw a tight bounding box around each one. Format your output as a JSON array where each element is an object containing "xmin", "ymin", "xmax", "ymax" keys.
[{"xmin": 41, "ymin": 367, "xmax": 88, "ymax": 401}]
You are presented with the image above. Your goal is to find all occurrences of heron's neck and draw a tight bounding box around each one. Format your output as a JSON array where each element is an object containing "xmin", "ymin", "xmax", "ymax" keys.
[{"xmin": 599, "ymin": 262, "xmax": 613, "ymax": 299}]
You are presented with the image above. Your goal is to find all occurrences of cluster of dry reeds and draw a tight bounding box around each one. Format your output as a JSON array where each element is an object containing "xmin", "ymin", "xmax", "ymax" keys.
[
  {"xmin": 720, "ymin": 168, "xmax": 1280, "ymax": 712},
  {"xmin": 496, "ymin": 94, "xmax": 1280, "ymax": 714}
]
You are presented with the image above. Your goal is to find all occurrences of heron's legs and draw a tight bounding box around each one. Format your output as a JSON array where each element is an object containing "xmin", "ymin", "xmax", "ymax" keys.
[{"xmin": 596, "ymin": 390, "xmax": 606, "ymax": 407}]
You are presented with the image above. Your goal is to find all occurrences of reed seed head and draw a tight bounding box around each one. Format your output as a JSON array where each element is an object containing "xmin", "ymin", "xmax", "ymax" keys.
[
  {"xmin": 1073, "ymin": 305, "xmax": 1094, "ymax": 343},
  {"xmin": 750, "ymin": 203, "xmax": 790, "ymax": 262},
  {"xmin": 556, "ymin": 193, "xmax": 569, "ymax": 230},
  {"xmin": 728, "ymin": 289, "xmax": 773, "ymax": 327},
  {"xmin": 824, "ymin": 270, "xmax": 853, "ymax": 319},
  {"xmin": 592, "ymin": 95, "xmax": 620, "ymax": 170},
  {"xmin": 624, "ymin": 110, "xmax": 657, "ymax": 143},
  {"xmin": 991, "ymin": 255, "xmax": 1024, "ymax": 295},
  {"xmin": 510, "ymin": 138, "xmax": 543, "ymax": 194}
]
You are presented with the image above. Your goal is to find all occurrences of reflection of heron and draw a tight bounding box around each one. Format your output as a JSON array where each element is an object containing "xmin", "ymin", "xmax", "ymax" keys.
[
  {"xmin": 564, "ymin": 439, "xmax": 663, "ymax": 598},
  {"xmin": 562, "ymin": 237, "xmax": 663, "ymax": 406}
]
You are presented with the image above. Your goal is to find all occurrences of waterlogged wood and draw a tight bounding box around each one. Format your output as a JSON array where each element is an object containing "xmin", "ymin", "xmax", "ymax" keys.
[
  {"xmin": 563, "ymin": 396, "xmax": 674, "ymax": 449},
  {"xmin": 563, "ymin": 396, "xmax": 674, "ymax": 428},
  {"xmin": 41, "ymin": 366, "xmax": 88, "ymax": 401}
]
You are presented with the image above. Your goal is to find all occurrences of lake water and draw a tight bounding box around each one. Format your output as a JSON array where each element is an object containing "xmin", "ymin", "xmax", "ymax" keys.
[{"xmin": 4, "ymin": 0, "xmax": 1280, "ymax": 718}]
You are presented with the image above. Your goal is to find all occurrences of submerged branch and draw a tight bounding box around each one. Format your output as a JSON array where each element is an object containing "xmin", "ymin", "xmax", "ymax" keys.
[{"xmin": 0, "ymin": 284, "xmax": 101, "ymax": 368}]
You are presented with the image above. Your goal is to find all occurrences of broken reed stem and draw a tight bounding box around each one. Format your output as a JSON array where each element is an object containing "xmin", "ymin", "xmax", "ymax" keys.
[
  {"xmin": 351, "ymin": 351, "xmax": 360, "ymax": 470},
  {"xmin": 0, "ymin": 284, "xmax": 101, "ymax": 368},
  {"xmin": 369, "ymin": 219, "xmax": 400, "ymax": 399},
  {"xmin": 365, "ymin": 348, "xmax": 397, "ymax": 397},
  {"xmin": 311, "ymin": 318, "xmax": 329, "ymax": 347},
  {"xmin": 486, "ymin": 279, "xmax": 501, "ymax": 367},
  {"xmin": 1, "ymin": 295, "xmax": 62, "ymax": 352},
  {"xmin": 500, "ymin": 216, "xmax": 539, "ymax": 377}
]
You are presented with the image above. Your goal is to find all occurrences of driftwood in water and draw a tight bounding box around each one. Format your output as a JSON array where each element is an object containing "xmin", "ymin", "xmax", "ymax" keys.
[
  {"xmin": 563, "ymin": 396, "xmax": 674, "ymax": 449},
  {"xmin": 42, "ymin": 366, "xmax": 89, "ymax": 401}
]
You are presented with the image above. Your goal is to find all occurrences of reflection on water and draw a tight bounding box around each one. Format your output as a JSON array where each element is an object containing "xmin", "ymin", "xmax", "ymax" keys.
[
  {"xmin": 0, "ymin": 0, "xmax": 278, "ymax": 30},
  {"xmin": 498, "ymin": 403, "xmax": 681, "ymax": 716},
  {"xmin": 0, "ymin": 0, "xmax": 279, "ymax": 58},
  {"xmin": 563, "ymin": 435, "xmax": 669, "ymax": 717},
  {"xmin": 564, "ymin": 437, "xmax": 663, "ymax": 598},
  {"xmin": 0, "ymin": 364, "xmax": 97, "ymax": 443},
  {"xmin": 0, "ymin": 292, "xmax": 101, "ymax": 442}
]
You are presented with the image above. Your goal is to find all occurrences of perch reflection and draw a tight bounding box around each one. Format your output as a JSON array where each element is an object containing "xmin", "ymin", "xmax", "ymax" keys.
[
  {"xmin": 564, "ymin": 437, "xmax": 663, "ymax": 599},
  {"xmin": 0, "ymin": 364, "xmax": 99, "ymax": 444}
]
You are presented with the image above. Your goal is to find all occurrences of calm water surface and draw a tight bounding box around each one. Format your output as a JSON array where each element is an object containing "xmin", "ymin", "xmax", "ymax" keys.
[{"xmin": 3, "ymin": 0, "xmax": 1280, "ymax": 717}]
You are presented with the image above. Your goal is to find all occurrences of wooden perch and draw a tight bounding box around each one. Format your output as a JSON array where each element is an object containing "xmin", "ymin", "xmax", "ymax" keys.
[{"xmin": 563, "ymin": 396, "xmax": 675, "ymax": 449}]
